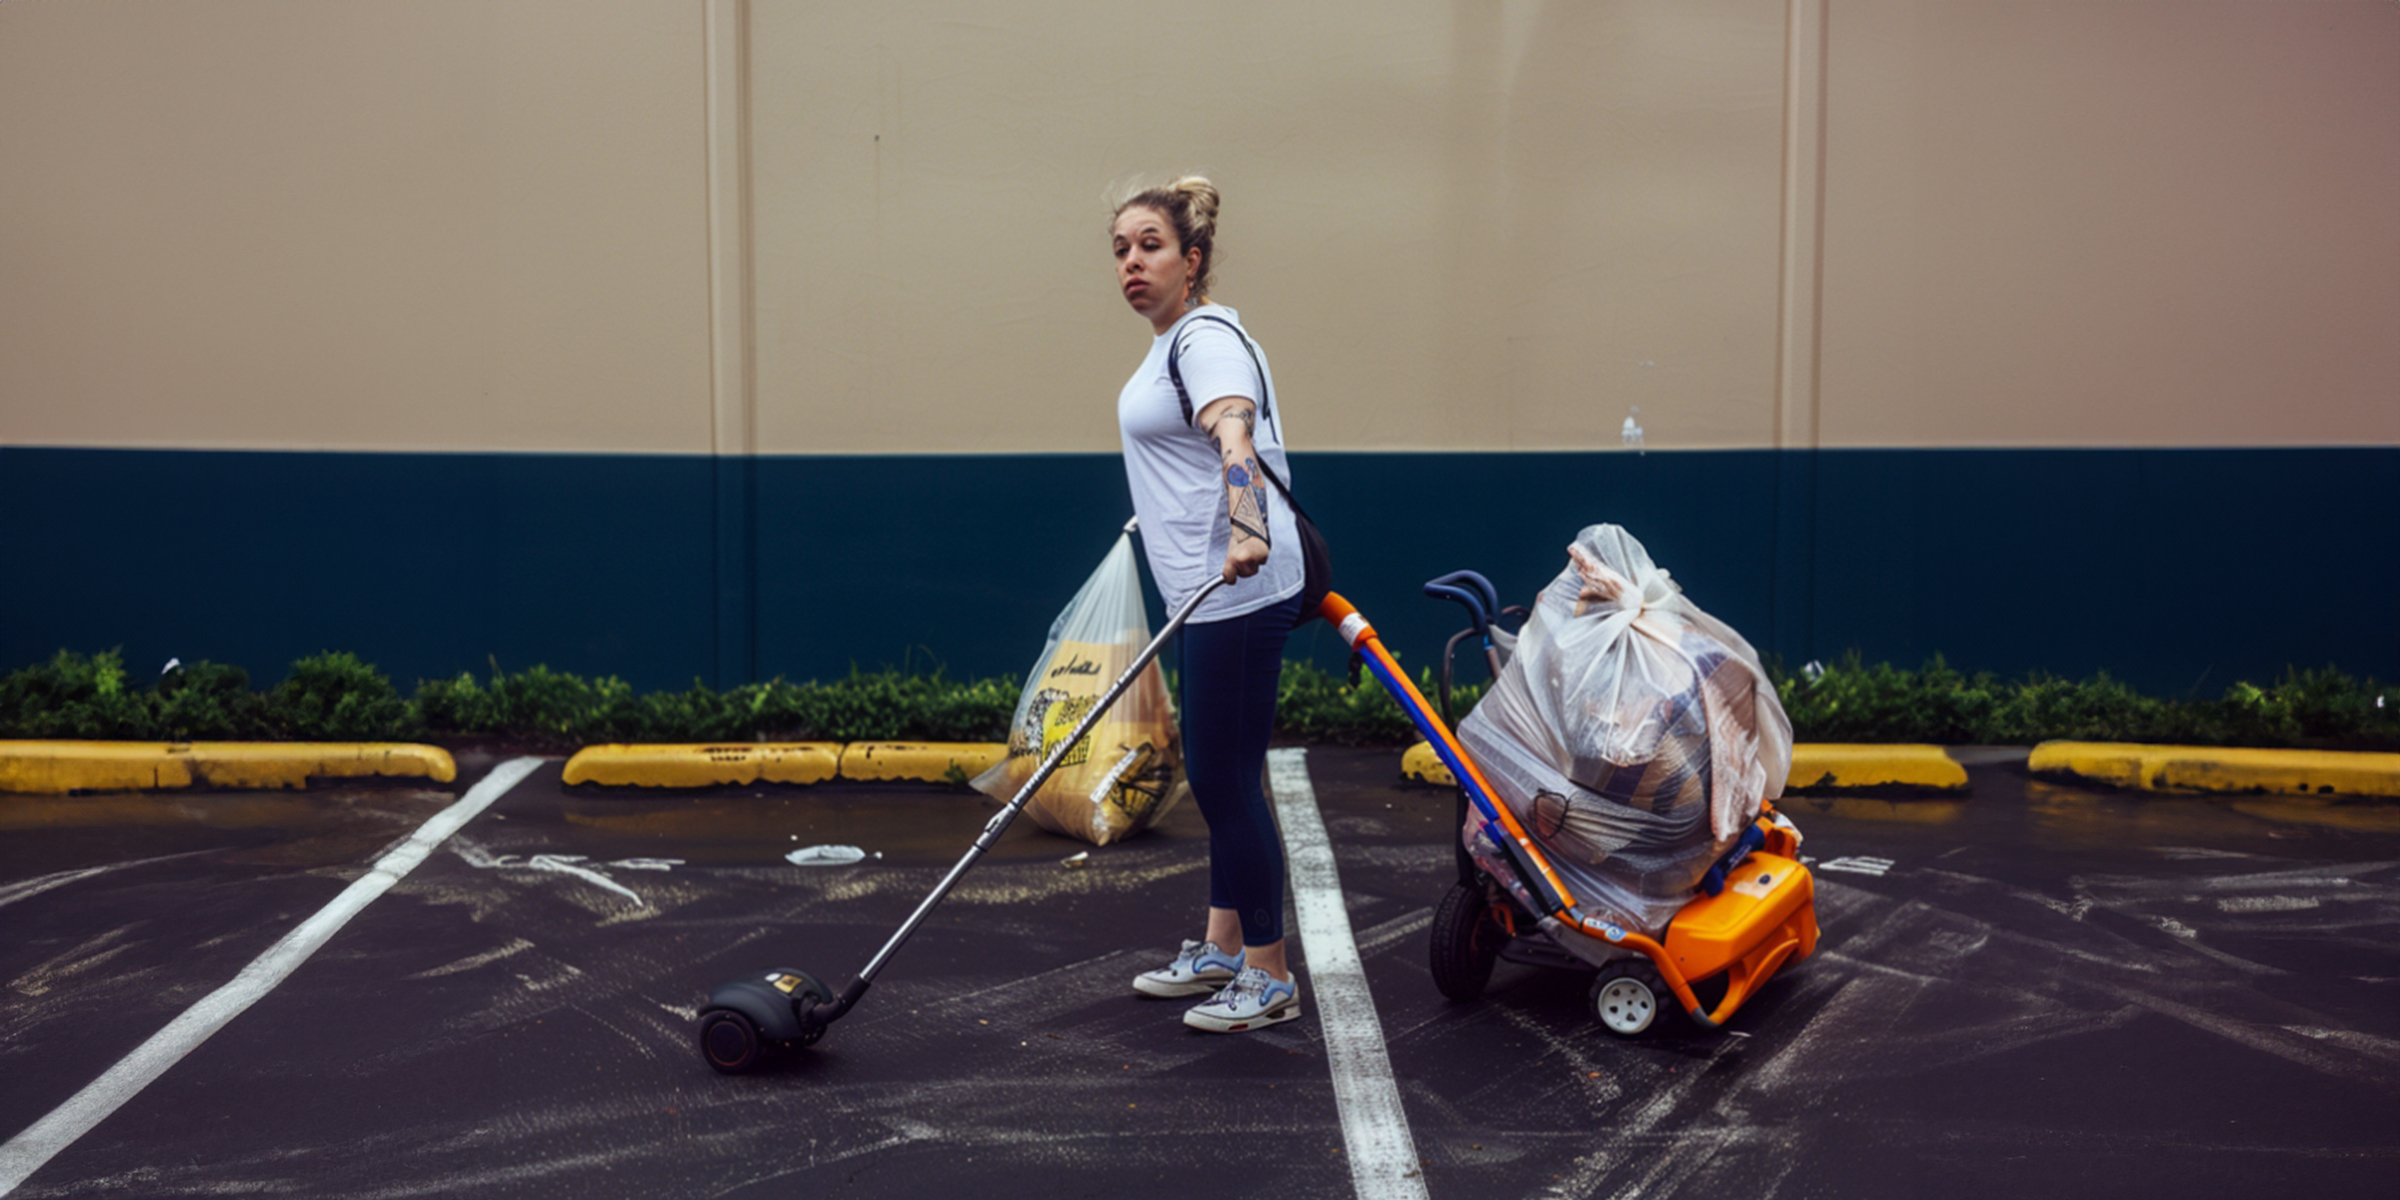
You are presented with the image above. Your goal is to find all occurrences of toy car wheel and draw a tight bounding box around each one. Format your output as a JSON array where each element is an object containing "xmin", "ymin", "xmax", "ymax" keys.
[
  {"xmin": 698, "ymin": 1008, "xmax": 765, "ymax": 1073},
  {"xmin": 1429, "ymin": 881, "xmax": 1503, "ymax": 1001},
  {"xmin": 1589, "ymin": 962, "xmax": 1663, "ymax": 1037}
]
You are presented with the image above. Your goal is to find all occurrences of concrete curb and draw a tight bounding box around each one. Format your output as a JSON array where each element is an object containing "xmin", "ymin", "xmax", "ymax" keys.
[
  {"xmin": 836, "ymin": 742, "xmax": 1008, "ymax": 783},
  {"xmin": 1785, "ymin": 744, "xmax": 1971, "ymax": 791},
  {"xmin": 0, "ymin": 741, "xmax": 457, "ymax": 794},
  {"xmin": 559, "ymin": 741, "xmax": 1008, "ymax": 788},
  {"xmin": 1401, "ymin": 740, "xmax": 1969, "ymax": 792},
  {"xmin": 561, "ymin": 743, "xmax": 843, "ymax": 787},
  {"xmin": 2030, "ymin": 741, "xmax": 2400, "ymax": 799}
]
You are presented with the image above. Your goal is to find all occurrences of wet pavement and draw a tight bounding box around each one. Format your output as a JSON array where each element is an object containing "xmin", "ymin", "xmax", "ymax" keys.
[{"xmin": 3, "ymin": 749, "xmax": 2396, "ymax": 1199}]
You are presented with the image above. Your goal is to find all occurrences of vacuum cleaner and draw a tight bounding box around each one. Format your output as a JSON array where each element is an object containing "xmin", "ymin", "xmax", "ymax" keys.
[{"xmin": 694, "ymin": 572, "xmax": 1227, "ymax": 1073}]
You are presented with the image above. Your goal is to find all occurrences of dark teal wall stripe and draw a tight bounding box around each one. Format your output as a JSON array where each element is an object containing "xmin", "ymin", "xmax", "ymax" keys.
[
  {"xmin": 4, "ymin": 446, "xmax": 2393, "ymax": 699},
  {"xmin": 713, "ymin": 454, "xmax": 757, "ymax": 688},
  {"xmin": 2, "ymin": 448, "xmax": 718, "ymax": 694}
]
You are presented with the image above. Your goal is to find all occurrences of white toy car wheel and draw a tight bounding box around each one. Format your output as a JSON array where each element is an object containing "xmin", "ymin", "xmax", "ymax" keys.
[{"xmin": 1589, "ymin": 965, "xmax": 1661, "ymax": 1037}]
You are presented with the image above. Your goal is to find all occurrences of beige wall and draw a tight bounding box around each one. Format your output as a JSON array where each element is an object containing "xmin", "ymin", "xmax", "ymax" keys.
[
  {"xmin": 748, "ymin": 0, "xmax": 1789, "ymax": 454},
  {"xmin": 1816, "ymin": 0, "xmax": 2400, "ymax": 448},
  {"xmin": 3, "ymin": 1, "xmax": 2393, "ymax": 456},
  {"xmin": 0, "ymin": 0, "xmax": 715, "ymax": 454}
]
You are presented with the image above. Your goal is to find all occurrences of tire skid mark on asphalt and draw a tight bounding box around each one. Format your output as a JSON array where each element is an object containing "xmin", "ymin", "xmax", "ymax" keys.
[
  {"xmin": 1334, "ymin": 844, "xmax": 1454, "ymax": 872},
  {"xmin": 406, "ymin": 937, "xmax": 535, "ymax": 979},
  {"xmin": 1376, "ymin": 985, "xmax": 1532, "ymax": 1060},
  {"xmin": 1528, "ymin": 1037, "xmax": 1741, "ymax": 1200},
  {"xmin": 1673, "ymin": 1126, "xmax": 1806, "ymax": 1200},
  {"xmin": 1351, "ymin": 909, "xmax": 1435, "ymax": 959},
  {"xmin": 569, "ymin": 1002, "xmax": 659, "ymax": 1063},
  {"xmin": 842, "ymin": 946, "xmax": 1145, "ymax": 1029},
  {"xmin": 799, "ymin": 856, "xmax": 1210, "ymax": 908},
  {"xmin": 1739, "ymin": 972, "xmax": 1892, "ymax": 1096},
  {"xmin": 337, "ymin": 1144, "xmax": 661, "ymax": 1200},
  {"xmin": 0, "ymin": 851, "xmax": 215, "ymax": 911},
  {"xmin": 1493, "ymin": 1007, "xmax": 1626, "ymax": 1110},
  {"xmin": 2280, "ymin": 1024, "xmax": 2400, "ymax": 1065},
  {"xmin": 2082, "ymin": 979, "xmax": 2397, "ymax": 1088},
  {"xmin": 6, "ymin": 925, "xmax": 142, "ymax": 1000},
  {"xmin": 2084, "ymin": 857, "xmax": 2400, "ymax": 898}
]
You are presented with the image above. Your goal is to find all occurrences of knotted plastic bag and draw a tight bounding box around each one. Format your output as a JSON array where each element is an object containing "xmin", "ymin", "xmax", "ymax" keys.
[
  {"xmin": 1457, "ymin": 524, "xmax": 1792, "ymax": 939},
  {"xmin": 972, "ymin": 534, "xmax": 1188, "ymax": 845}
]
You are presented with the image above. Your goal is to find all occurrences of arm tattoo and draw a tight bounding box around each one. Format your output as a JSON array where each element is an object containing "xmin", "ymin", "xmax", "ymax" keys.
[
  {"xmin": 1206, "ymin": 404, "xmax": 1257, "ymax": 464},
  {"xmin": 1227, "ymin": 454, "xmax": 1271, "ymax": 547}
]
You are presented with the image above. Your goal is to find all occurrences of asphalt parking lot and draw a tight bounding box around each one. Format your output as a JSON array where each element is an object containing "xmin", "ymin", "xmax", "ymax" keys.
[{"xmin": 3, "ymin": 749, "xmax": 2396, "ymax": 1199}]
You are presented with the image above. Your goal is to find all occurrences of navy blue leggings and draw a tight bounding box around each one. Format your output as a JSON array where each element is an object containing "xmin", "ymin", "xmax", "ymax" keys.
[{"xmin": 1179, "ymin": 590, "xmax": 1304, "ymax": 947}]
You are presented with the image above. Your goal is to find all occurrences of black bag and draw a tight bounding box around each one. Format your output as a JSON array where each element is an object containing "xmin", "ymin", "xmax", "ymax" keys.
[{"xmin": 1166, "ymin": 314, "xmax": 1332, "ymax": 623}]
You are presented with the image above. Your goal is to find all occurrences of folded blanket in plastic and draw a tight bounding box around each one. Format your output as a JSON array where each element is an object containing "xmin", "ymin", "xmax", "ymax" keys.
[{"xmin": 1457, "ymin": 524, "xmax": 1793, "ymax": 951}]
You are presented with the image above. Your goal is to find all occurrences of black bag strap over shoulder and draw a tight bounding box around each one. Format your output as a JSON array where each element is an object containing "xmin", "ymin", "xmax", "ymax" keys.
[
  {"xmin": 1162, "ymin": 311, "xmax": 1331, "ymax": 623},
  {"xmin": 1166, "ymin": 313, "xmax": 1275, "ymax": 429},
  {"xmin": 1165, "ymin": 313, "xmax": 1294, "ymax": 502}
]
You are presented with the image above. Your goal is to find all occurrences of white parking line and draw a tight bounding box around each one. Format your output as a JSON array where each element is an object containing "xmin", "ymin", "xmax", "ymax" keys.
[
  {"xmin": 1267, "ymin": 747, "xmax": 1429, "ymax": 1200},
  {"xmin": 0, "ymin": 757, "xmax": 545, "ymax": 1197}
]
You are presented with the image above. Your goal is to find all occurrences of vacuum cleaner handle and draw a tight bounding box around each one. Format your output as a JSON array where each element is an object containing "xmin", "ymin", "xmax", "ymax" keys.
[{"xmin": 804, "ymin": 574, "xmax": 1228, "ymax": 1032}]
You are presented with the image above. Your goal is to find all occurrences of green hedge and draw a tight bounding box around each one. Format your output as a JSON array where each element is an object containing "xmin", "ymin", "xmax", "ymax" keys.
[
  {"xmin": 1, "ymin": 647, "xmax": 2391, "ymax": 750},
  {"xmin": 1766, "ymin": 653, "xmax": 2397, "ymax": 749}
]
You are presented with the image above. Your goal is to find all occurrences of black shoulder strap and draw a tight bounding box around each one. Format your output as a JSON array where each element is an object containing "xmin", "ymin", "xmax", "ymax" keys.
[
  {"xmin": 1163, "ymin": 314, "xmax": 1306, "ymax": 516},
  {"xmin": 1165, "ymin": 313, "xmax": 1274, "ymax": 429}
]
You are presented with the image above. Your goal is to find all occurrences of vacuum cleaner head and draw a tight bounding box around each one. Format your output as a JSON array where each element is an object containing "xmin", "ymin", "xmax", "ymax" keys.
[{"xmin": 697, "ymin": 968, "xmax": 831, "ymax": 1074}]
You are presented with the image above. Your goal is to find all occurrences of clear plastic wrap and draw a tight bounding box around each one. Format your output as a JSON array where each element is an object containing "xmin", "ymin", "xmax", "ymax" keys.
[
  {"xmin": 971, "ymin": 534, "xmax": 1188, "ymax": 845},
  {"xmin": 1456, "ymin": 524, "xmax": 1792, "ymax": 941}
]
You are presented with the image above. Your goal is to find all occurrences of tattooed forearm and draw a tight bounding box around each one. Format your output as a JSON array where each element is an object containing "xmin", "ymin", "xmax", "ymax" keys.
[
  {"xmin": 1205, "ymin": 404, "xmax": 1256, "ymax": 460},
  {"xmin": 1227, "ymin": 455, "xmax": 1271, "ymax": 547}
]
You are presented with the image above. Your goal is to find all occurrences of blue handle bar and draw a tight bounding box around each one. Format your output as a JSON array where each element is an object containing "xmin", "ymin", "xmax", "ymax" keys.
[
  {"xmin": 1423, "ymin": 570, "xmax": 1502, "ymax": 635},
  {"xmin": 1698, "ymin": 823, "xmax": 1769, "ymax": 897}
]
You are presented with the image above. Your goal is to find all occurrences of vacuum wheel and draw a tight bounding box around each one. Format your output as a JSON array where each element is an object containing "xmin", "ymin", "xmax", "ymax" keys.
[
  {"xmin": 697, "ymin": 1008, "xmax": 765, "ymax": 1074},
  {"xmin": 1589, "ymin": 961, "xmax": 1666, "ymax": 1038},
  {"xmin": 1429, "ymin": 881, "xmax": 1503, "ymax": 1001}
]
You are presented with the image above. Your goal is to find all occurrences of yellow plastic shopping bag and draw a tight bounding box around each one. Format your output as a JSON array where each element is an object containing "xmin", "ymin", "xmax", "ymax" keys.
[{"xmin": 971, "ymin": 534, "xmax": 1187, "ymax": 844}]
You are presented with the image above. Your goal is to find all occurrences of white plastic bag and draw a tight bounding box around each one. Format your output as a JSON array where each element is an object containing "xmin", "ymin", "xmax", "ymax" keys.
[
  {"xmin": 971, "ymin": 534, "xmax": 1188, "ymax": 845},
  {"xmin": 1457, "ymin": 524, "xmax": 1792, "ymax": 940}
]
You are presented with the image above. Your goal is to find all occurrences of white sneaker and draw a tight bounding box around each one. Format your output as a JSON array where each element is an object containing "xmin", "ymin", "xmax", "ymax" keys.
[
  {"xmin": 1133, "ymin": 940, "xmax": 1244, "ymax": 998},
  {"xmin": 1183, "ymin": 967, "xmax": 1302, "ymax": 1033}
]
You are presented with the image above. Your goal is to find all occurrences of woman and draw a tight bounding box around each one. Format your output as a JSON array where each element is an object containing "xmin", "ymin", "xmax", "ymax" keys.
[{"xmin": 1111, "ymin": 177, "xmax": 1305, "ymax": 1033}]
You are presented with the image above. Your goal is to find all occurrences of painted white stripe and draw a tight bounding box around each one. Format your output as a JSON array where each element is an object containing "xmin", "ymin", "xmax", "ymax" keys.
[
  {"xmin": 0, "ymin": 757, "xmax": 545, "ymax": 1197},
  {"xmin": 1267, "ymin": 747, "xmax": 1429, "ymax": 1200}
]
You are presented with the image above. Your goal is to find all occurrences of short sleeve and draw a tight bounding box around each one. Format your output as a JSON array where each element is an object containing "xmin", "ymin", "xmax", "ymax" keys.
[{"xmin": 1172, "ymin": 319, "xmax": 1265, "ymax": 426}]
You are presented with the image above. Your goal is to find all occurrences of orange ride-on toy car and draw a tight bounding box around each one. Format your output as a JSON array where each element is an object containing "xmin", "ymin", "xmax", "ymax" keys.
[{"xmin": 1321, "ymin": 580, "xmax": 1820, "ymax": 1037}]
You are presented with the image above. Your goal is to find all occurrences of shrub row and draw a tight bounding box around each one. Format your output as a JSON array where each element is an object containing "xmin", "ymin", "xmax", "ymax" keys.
[
  {"xmin": 0, "ymin": 650, "xmax": 1019, "ymax": 747},
  {"xmin": 1765, "ymin": 653, "xmax": 2397, "ymax": 749},
  {"xmin": 1, "ymin": 648, "xmax": 2391, "ymax": 750}
]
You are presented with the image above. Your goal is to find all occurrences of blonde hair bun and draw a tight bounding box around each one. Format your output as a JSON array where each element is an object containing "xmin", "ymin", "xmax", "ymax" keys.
[{"xmin": 1168, "ymin": 175, "xmax": 1220, "ymax": 241}]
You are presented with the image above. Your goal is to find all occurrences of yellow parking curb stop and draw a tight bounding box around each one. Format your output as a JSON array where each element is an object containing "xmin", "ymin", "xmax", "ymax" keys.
[
  {"xmin": 0, "ymin": 741, "xmax": 457, "ymax": 793},
  {"xmin": 561, "ymin": 742, "xmax": 843, "ymax": 787},
  {"xmin": 1785, "ymin": 744, "xmax": 1969, "ymax": 792},
  {"xmin": 2030, "ymin": 742, "xmax": 2400, "ymax": 799},
  {"xmin": 838, "ymin": 742, "xmax": 1007, "ymax": 783}
]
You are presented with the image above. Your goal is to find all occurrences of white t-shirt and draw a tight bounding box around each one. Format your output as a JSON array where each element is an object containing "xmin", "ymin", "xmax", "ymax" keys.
[{"xmin": 1118, "ymin": 305, "xmax": 1303, "ymax": 624}]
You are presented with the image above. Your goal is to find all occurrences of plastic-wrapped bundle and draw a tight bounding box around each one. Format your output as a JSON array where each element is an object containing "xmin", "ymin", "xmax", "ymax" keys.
[{"xmin": 1457, "ymin": 525, "xmax": 1792, "ymax": 944}]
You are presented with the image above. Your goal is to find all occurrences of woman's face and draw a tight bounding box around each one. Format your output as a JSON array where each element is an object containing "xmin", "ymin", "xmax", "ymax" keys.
[{"xmin": 1112, "ymin": 205, "xmax": 1200, "ymax": 331}]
